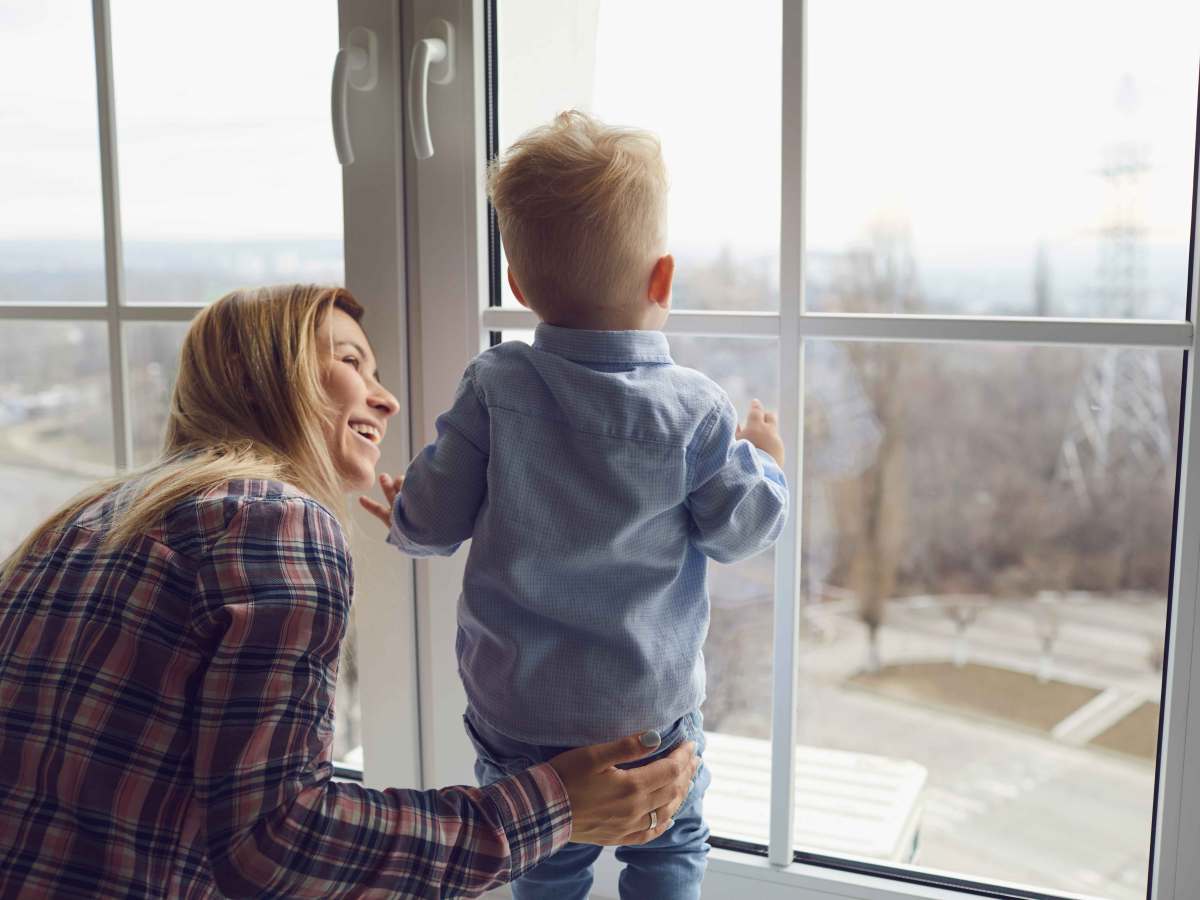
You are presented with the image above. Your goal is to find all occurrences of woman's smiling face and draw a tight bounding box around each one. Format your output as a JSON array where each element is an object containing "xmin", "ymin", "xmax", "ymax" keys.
[{"xmin": 317, "ymin": 307, "xmax": 400, "ymax": 491}]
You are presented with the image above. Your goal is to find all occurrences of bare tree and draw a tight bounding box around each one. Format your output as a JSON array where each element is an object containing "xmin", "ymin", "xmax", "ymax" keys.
[{"xmin": 826, "ymin": 223, "xmax": 920, "ymax": 672}]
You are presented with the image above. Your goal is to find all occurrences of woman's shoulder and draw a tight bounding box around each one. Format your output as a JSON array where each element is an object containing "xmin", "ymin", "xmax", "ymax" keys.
[
  {"xmin": 162, "ymin": 479, "xmax": 347, "ymax": 561},
  {"xmin": 195, "ymin": 477, "xmax": 322, "ymax": 507},
  {"xmin": 180, "ymin": 480, "xmax": 355, "ymax": 619}
]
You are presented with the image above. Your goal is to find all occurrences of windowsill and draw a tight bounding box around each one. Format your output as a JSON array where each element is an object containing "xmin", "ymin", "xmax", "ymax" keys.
[
  {"xmin": 704, "ymin": 731, "xmax": 925, "ymax": 864},
  {"xmin": 332, "ymin": 744, "xmax": 364, "ymax": 782}
]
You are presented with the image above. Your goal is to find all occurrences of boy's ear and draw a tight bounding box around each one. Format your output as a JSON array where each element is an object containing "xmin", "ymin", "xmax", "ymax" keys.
[
  {"xmin": 507, "ymin": 267, "xmax": 529, "ymax": 308},
  {"xmin": 648, "ymin": 254, "xmax": 675, "ymax": 307}
]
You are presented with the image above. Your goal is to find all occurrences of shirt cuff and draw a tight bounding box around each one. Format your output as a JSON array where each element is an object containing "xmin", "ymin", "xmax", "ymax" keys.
[
  {"xmin": 752, "ymin": 446, "xmax": 788, "ymax": 489},
  {"xmin": 385, "ymin": 496, "xmax": 465, "ymax": 557},
  {"xmin": 480, "ymin": 763, "xmax": 573, "ymax": 881},
  {"xmin": 385, "ymin": 499, "xmax": 427, "ymax": 554},
  {"xmin": 385, "ymin": 495, "xmax": 404, "ymax": 547}
]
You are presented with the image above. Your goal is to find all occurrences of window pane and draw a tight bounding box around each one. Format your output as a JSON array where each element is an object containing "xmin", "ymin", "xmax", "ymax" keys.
[
  {"xmin": 797, "ymin": 340, "xmax": 1179, "ymax": 897},
  {"xmin": 497, "ymin": 0, "xmax": 781, "ymax": 311},
  {"xmin": 0, "ymin": 322, "xmax": 112, "ymax": 557},
  {"xmin": 807, "ymin": 0, "xmax": 1200, "ymax": 319},
  {"xmin": 126, "ymin": 321, "xmax": 188, "ymax": 466},
  {"xmin": 110, "ymin": 0, "xmax": 343, "ymax": 305},
  {"xmin": 672, "ymin": 335, "xmax": 780, "ymax": 845},
  {"xmin": 0, "ymin": 5, "xmax": 105, "ymax": 305},
  {"xmin": 333, "ymin": 612, "xmax": 363, "ymax": 768}
]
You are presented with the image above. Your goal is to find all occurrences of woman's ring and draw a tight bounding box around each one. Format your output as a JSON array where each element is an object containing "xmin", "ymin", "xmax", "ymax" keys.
[{"xmin": 648, "ymin": 809, "xmax": 658, "ymax": 830}]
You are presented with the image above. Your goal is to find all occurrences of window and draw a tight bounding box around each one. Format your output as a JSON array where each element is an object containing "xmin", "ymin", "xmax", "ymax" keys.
[
  {"xmin": 805, "ymin": 1, "xmax": 1197, "ymax": 321},
  {"xmin": 11, "ymin": 2, "xmax": 1194, "ymax": 898},
  {"xmin": 0, "ymin": 0, "xmax": 370, "ymax": 771},
  {"xmin": 404, "ymin": 1, "xmax": 1200, "ymax": 898},
  {"xmin": 495, "ymin": 0, "xmax": 781, "ymax": 312},
  {"xmin": 109, "ymin": 0, "xmax": 345, "ymax": 305}
]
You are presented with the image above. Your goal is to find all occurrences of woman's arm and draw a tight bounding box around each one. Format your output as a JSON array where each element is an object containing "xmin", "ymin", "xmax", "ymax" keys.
[{"xmin": 189, "ymin": 495, "xmax": 570, "ymax": 898}]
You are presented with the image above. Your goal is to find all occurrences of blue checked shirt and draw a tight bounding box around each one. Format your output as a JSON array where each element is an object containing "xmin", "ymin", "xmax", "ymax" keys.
[{"xmin": 388, "ymin": 324, "xmax": 788, "ymax": 745}]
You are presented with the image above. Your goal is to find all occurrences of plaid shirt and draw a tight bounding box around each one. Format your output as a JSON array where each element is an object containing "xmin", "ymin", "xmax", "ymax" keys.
[{"xmin": 0, "ymin": 479, "xmax": 571, "ymax": 898}]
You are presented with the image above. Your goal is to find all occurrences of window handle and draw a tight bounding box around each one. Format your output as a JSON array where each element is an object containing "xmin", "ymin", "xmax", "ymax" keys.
[
  {"xmin": 408, "ymin": 19, "xmax": 455, "ymax": 160},
  {"xmin": 332, "ymin": 26, "xmax": 378, "ymax": 166}
]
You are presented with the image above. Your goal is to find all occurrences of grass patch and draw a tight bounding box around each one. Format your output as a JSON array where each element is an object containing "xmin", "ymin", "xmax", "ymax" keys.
[
  {"xmin": 1089, "ymin": 701, "xmax": 1160, "ymax": 761},
  {"xmin": 849, "ymin": 661, "xmax": 1101, "ymax": 733}
]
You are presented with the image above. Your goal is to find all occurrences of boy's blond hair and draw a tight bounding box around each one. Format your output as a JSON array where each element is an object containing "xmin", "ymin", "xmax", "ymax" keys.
[{"xmin": 487, "ymin": 109, "xmax": 668, "ymax": 320}]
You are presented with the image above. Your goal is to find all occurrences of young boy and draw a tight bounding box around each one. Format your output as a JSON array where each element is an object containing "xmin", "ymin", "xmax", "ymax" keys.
[{"xmin": 361, "ymin": 110, "xmax": 787, "ymax": 900}]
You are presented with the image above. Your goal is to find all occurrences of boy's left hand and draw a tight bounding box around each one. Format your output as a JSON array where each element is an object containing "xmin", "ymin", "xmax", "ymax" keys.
[
  {"xmin": 358, "ymin": 472, "xmax": 404, "ymax": 529},
  {"xmin": 736, "ymin": 399, "xmax": 785, "ymax": 468}
]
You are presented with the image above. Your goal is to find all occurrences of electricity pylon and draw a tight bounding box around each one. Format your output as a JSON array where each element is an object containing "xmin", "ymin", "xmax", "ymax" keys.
[{"xmin": 1056, "ymin": 81, "xmax": 1173, "ymax": 505}]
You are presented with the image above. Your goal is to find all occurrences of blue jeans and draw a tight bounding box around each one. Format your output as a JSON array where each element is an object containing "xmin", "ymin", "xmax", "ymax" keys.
[{"xmin": 464, "ymin": 707, "xmax": 711, "ymax": 900}]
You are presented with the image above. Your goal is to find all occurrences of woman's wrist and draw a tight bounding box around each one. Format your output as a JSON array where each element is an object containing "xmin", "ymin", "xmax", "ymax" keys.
[{"xmin": 481, "ymin": 763, "xmax": 573, "ymax": 877}]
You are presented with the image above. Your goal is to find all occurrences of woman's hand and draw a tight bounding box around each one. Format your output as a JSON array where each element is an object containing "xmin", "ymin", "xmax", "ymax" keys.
[
  {"xmin": 358, "ymin": 473, "xmax": 404, "ymax": 529},
  {"xmin": 548, "ymin": 733, "xmax": 700, "ymax": 846}
]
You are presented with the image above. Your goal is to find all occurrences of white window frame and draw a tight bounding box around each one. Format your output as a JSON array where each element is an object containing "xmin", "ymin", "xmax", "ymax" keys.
[
  {"xmin": 336, "ymin": 0, "xmax": 423, "ymax": 794},
  {"xmin": 0, "ymin": 0, "xmax": 423, "ymax": 792},
  {"xmin": 393, "ymin": 1, "xmax": 1200, "ymax": 898}
]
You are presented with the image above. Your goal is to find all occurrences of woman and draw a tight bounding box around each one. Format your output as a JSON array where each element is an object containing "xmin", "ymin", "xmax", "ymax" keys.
[{"xmin": 0, "ymin": 285, "xmax": 697, "ymax": 898}]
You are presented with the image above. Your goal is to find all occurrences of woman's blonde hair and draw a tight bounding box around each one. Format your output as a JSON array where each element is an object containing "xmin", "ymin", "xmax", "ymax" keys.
[
  {"xmin": 1, "ymin": 284, "xmax": 362, "ymax": 581},
  {"xmin": 487, "ymin": 109, "xmax": 668, "ymax": 321}
]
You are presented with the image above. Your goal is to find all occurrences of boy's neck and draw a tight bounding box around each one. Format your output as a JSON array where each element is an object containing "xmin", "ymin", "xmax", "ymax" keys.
[{"xmin": 540, "ymin": 307, "xmax": 666, "ymax": 333}]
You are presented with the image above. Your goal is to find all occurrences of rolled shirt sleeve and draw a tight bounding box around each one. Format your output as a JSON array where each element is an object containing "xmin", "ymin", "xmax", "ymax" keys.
[
  {"xmin": 686, "ymin": 395, "xmax": 789, "ymax": 564},
  {"xmin": 190, "ymin": 495, "xmax": 570, "ymax": 898}
]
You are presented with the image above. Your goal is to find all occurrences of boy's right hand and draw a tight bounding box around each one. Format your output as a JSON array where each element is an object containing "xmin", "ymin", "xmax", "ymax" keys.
[
  {"xmin": 358, "ymin": 472, "xmax": 404, "ymax": 530},
  {"xmin": 736, "ymin": 399, "xmax": 785, "ymax": 468}
]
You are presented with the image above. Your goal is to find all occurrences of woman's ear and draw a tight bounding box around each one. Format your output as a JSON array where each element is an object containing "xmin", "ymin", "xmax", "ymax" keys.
[{"xmin": 648, "ymin": 254, "xmax": 675, "ymax": 308}]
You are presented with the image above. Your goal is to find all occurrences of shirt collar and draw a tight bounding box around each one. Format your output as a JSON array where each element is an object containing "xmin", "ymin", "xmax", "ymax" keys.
[{"xmin": 532, "ymin": 323, "xmax": 673, "ymax": 365}]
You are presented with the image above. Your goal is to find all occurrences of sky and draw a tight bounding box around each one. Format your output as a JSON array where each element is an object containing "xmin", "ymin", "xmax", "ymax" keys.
[
  {"xmin": 2, "ymin": 0, "xmax": 1198, "ymax": 274},
  {"xmin": 0, "ymin": 1, "xmax": 341, "ymax": 242},
  {"xmin": 504, "ymin": 0, "xmax": 1199, "ymax": 261}
]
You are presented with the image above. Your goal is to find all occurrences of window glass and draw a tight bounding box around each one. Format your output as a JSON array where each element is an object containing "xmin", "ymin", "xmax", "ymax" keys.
[
  {"xmin": 333, "ymin": 614, "xmax": 363, "ymax": 767},
  {"xmin": 797, "ymin": 340, "xmax": 1179, "ymax": 896},
  {"xmin": 807, "ymin": 0, "xmax": 1200, "ymax": 318},
  {"xmin": 126, "ymin": 321, "xmax": 188, "ymax": 466},
  {"xmin": 672, "ymin": 335, "xmax": 780, "ymax": 845},
  {"xmin": 496, "ymin": 0, "xmax": 781, "ymax": 311},
  {"xmin": 0, "ymin": 322, "xmax": 112, "ymax": 557},
  {"xmin": 0, "ymin": 4, "xmax": 105, "ymax": 304},
  {"xmin": 110, "ymin": 0, "xmax": 344, "ymax": 305}
]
